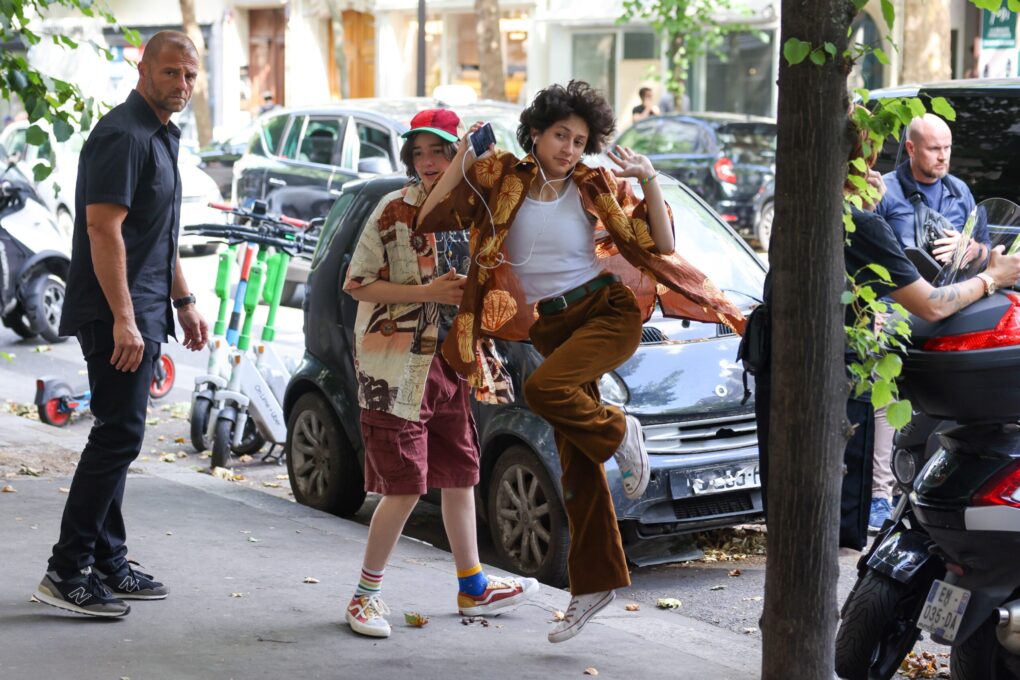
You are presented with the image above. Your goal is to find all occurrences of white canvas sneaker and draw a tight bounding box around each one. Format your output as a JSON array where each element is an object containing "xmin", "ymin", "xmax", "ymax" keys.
[
  {"xmin": 613, "ymin": 415, "xmax": 649, "ymax": 499},
  {"xmin": 548, "ymin": 590, "xmax": 616, "ymax": 643}
]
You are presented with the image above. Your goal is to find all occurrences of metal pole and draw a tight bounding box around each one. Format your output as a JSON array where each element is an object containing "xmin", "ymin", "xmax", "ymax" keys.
[{"xmin": 416, "ymin": 0, "xmax": 427, "ymax": 96}]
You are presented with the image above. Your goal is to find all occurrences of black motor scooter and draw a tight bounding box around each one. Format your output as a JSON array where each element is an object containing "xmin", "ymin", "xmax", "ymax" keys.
[{"xmin": 836, "ymin": 198, "xmax": 1020, "ymax": 680}]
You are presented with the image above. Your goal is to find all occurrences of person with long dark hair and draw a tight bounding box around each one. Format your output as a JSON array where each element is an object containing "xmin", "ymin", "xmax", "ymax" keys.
[{"xmin": 417, "ymin": 81, "xmax": 743, "ymax": 642}]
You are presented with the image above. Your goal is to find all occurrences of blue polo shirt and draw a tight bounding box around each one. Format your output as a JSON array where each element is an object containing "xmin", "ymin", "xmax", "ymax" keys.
[
  {"xmin": 875, "ymin": 161, "xmax": 986, "ymax": 249},
  {"xmin": 59, "ymin": 90, "xmax": 181, "ymax": 342}
]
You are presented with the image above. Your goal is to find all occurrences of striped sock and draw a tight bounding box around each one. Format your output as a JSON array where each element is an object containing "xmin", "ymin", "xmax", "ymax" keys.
[
  {"xmin": 354, "ymin": 566, "xmax": 384, "ymax": 598},
  {"xmin": 457, "ymin": 564, "xmax": 488, "ymax": 597}
]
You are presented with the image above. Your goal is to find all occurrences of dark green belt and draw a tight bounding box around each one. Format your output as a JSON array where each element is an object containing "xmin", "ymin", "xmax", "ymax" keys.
[{"xmin": 537, "ymin": 274, "xmax": 621, "ymax": 315}]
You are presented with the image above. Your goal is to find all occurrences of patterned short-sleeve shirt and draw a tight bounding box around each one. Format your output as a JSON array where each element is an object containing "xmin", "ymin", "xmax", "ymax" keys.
[{"xmin": 343, "ymin": 183, "xmax": 467, "ymax": 421}]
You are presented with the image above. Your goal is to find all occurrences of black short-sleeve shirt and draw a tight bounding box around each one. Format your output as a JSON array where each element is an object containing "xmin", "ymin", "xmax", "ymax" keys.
[
  {"xmin": 59, "ymin": 89, "xmax": 181, "ymax": 342},
  {"xmin": 845, "ymin": 207, "xmax": 921, "ymax": 307}
]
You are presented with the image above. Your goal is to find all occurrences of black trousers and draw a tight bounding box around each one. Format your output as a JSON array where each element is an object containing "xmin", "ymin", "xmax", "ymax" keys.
[
  {"xmin": 48, "ymin": 321, "xmax": 159, "ymax": 576},
  {"xmin": 755, "ymin": 370, "xmax": 875, "ymax": 551}
]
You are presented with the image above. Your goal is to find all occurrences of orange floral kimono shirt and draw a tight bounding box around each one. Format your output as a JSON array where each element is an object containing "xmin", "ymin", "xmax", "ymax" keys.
[{"xmin": 416, "ymin": 150, "xmax": 746, "ymax": 393}]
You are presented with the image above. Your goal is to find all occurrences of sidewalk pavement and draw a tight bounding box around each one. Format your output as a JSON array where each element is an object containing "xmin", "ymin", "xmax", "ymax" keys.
[{"xmin": 0, "ymin": 411, "xmax": 762, "ymax": 680}]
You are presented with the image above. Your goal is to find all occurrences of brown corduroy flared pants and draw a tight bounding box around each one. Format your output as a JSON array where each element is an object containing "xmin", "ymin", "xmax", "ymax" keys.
[{"xmin": 524, "ymin": 281, "xmax": 643, "ymax": 595}]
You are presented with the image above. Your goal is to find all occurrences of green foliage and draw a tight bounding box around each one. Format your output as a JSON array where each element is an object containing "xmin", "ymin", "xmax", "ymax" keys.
[
  {"xmin": 1, "ymin": 0, "xmax": 139, "ymax": 180},
  {"xmin": 619, "ymin": 0, "xmax": 760, "ymax": 104}
]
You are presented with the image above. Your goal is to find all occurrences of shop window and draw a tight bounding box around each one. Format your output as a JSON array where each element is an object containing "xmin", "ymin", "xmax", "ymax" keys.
[
  {"xmin": 623, "ymin": 31, "xmax": 658, "ymax": 60},
  {"xmin": 849, "ymin": 14, "xmax": 884, "ymax": 91},
  {"xmin": 702, "ymin": 30, "xmax": 774, "ymax": 117}
]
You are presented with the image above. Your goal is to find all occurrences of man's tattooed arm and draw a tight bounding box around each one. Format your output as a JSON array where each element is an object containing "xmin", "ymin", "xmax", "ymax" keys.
[{"xmin": 927, "ymin": 280, "xmax": 981, "ymax": 317}]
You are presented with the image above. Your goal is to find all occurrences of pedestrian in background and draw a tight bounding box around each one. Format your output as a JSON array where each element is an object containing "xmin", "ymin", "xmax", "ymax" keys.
[
  {"xmin": 868, "ymin": 112, "xmax": 990, "ymax": 532},
  {"xmin": 342, "ymin": 109, "xmax": 538, "ymax": 639},
  {"xmin": 631, "ymin": 86, "xmax": 659, "ymax": 123},
  {"xmin": 34, "ymin": 30, "xmax": 208, "ymax": 618},
  {"xmin": 417, "ymin": 80, "xmax": 743, "ymax": 642}
]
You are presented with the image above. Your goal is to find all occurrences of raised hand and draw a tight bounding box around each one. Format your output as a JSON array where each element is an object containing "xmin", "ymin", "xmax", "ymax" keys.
[{"xmin": 607, "ymin": 145, "xmax": 655, "ymax": 180}]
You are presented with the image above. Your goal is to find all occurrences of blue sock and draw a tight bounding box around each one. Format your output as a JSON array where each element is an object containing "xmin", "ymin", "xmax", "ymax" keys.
[{"xmin": 457, "ymin": 564, "xmax": 488, "ymax": 596}]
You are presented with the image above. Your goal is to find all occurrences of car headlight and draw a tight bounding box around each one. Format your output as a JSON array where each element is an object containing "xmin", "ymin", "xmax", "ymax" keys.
[{"xmin": 598, "ymin": 371, "xmax": 629, "ymax": 406}]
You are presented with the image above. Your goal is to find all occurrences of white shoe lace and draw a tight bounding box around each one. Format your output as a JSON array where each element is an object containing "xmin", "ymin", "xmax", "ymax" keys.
[
  {"xmin": 356, "ymin": 594, "xmax": 390, "ymax": 620},
  {"xmin": 485, "ymin": 575, "xmax": 522, "ymax": 590}
]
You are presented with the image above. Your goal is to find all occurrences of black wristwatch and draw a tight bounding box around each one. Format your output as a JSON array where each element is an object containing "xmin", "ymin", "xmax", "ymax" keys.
[{"xmin": 172, "ymin": 293, "xmax": 196, "ymax": 309}]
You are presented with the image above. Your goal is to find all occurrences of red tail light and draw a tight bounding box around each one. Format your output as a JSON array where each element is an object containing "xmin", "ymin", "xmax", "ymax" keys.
[
  {"xmin": 923, "ymin": 293, "xmax": 1020, "ymax": 351},
  {"xmin": 972, "ymin": 460, "xmax": 1020, "ymax": 508},
  {"xmin": 713, "ymin": 157, "xmax": 737, "ymax": 184}
]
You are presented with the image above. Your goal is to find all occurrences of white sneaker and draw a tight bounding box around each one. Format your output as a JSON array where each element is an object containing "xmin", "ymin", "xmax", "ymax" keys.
[
  {"xmin": 613, "ymin": 415, "xmax": 649, "ymax": 499},
  {"xmin": 346, "ymin": 594, "xmax": 391, "ymax": 638},
  {"xmin": 548, "ymin": 590, "xmax": 616, "ymax": 643}
]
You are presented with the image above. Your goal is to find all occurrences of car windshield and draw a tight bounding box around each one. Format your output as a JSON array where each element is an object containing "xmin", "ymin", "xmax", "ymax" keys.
[
  {"xmin": 617, "ymin": 119, "xmax": 705, "ymax": 156},
  {"xmin": 646, "ymin": 183, "xmax": 766, "ymax": 305},
  {"xmin": 715, "ymin": 123, "xmax": 776, "ymax": 165}
]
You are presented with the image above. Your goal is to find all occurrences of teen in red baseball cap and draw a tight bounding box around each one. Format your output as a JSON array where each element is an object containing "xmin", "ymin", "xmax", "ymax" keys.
[{"xmin": 341, "ymin": 106, "xmax": 539, "ymax": 640}]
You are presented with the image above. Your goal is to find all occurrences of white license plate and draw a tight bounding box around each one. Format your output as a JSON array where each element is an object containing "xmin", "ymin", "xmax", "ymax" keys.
[
  {"xmin": 917, "ymin": 580, "xmax": 971, "ymax": 642},
  {"xmin": 690, "ymin": 463, "xmax": 760, "ymax": 496}
]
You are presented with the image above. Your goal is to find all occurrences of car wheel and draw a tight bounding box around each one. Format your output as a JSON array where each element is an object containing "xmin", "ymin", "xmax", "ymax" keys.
[
  {"xmin": 487, "ymin": 445, "xmax": 569, "ymax": 587},
  {"xmin": 57, "ymin": 208, "xmax": 74, "ymax": 241},
  {"xmin": 755, "ymin": 200, "xmax": 773, "ymax": 252},
  {"xmin": 2, "ymin": 305, "xmax": 37, "ymax": 339},
  {"xmin": 286, "ymin": 392, "xmax": 365, "ymax": 516},
  {"xmin": 190, "ymin": 395, "xmax": 213, "ymax": 452},
  {"xmin": 24, "ymin": 273, "xmax": 68, "ymax": 343},
  {"xmin": 834, "ymin": 570, "xmax": 923, "ymax": 680}
]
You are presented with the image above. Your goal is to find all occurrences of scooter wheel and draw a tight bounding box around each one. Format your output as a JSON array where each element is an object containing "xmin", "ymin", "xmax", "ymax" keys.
[
  {"xmin": 190, "ymin": 396, "xmax": 213, "ymax": 453},
  {"xmin": 38, "ymin": 398, "xmax": 71, "ymax": 427},
  {"xmin": 835, "ymin": 570, "xmax": 922, "ymax": 680},
  {"xmin": 231, "ymin": 417, "xmax": 266, "ymax": 456},
  {"xmin": 211, "ymin": 417, "xmax": 234, "ymax": 469},
  {"xmin": 149, "ymin": 354, "xmax": 176, "ymax": 400}
]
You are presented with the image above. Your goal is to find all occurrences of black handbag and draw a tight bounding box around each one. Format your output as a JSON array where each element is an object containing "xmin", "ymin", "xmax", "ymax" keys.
[{"xmin": 910, "ymin": 192, "xmax": 954, "ymax": 255}]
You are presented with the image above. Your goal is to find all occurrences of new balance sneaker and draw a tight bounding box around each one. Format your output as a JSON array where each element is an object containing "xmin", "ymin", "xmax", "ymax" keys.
[
  {"xmin": 614, "ymin": 415, "xmax": 650, "ymax": 500},
  {"xmin": 868, "ymin": 497, "xmax": 893, "ymax": 534},
  {"xmin": 548, "ymin": 590, "xmax": 616, "ymax": 643},
  {"xmin": 95, "ymin": 562, "xmax": 168, "ymax": 600},
  {"xmin": 346, "ymin": 594, "xmax": 391, "ymax": 638},
  {"xmin": 33, "ymin": 567, "xmax": 130, "ymax": 618},
  {"xmin": 458, "ymin": 575, "xmax": 539, "ymax": 616}
]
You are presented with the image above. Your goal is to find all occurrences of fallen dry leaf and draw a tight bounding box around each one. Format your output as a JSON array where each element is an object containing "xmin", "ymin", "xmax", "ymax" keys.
[
  {"xmin": 139, "ymin": 455, "xmax": 151, "ymax": 461},
  {"xmin": 2, "ymin": 484, "xmax": 16, "ymax": 493},
  {"xmin": 58, "ymin": 487, "xmax": 70, "ymax": 494},
  {"xmin": 552, "ymin": 610, "xmax": 566, "ymax": 621},
  {"xmin": 230, "ymin": 592, "xmax": 244, "ymax": 598},
  {"xmin": 159, "ymin": 453, "xmax": 176, "ymax": 463},
  {"xmin": 211, "ymin": 467, "xmax": 234, "ymax": 480},
  {"xmin": 584, "ymin": 668, "xmax": 599, "ymax": 676},
  {"xmin": 624, "ymin": 603, "xmax": 640, "ymax": 612},
  {"xmin": 302, "ymin": 577, "xmax": 319, "ymax": 584},
  {"xmin": 404, "ymin": 611, "xmax": 429, "ymax": 627},
  {"xmin": 32, "ymin": 345, "xmax": 51, "ymax": 353},
  {"xmin": 710, "ymin": 585, "xmax": 726, "ymax": 591},
  {"xmin": 743, "ymin": 627, "xmax": 759, "ymax": 634},
  {"xmin": 728, "ymin": 569, "xmax": 743, "ymax": 577},
  {"xmin": 146, "ymin": 418, "xmax": 160, "ymax": 426},
  {"xmin": 174, "ymin": 437, "xmax": 186, "ymax": 444},
  {"xmin": 275, "ymin": 474, "xmax": 289, "ymax": 480},
  {"xmin": 238, "ymin": 455, "xmax": 253, "ymax": 463},
  {"xmin": 19, "ymin": 465, "xmax": 41, "ymax": 477},
  {"xmin": 157, "ymin": 435, "xmax": 167, "ymax": 442},
  {"xmin": 656, "ymin": 598, "xmax": 682, "ymax": 609},
  {"xmin": 262, "ymin": 481, "xmax": 281, "ymax": 488},
  {"xmin": 247, "ymin": 537, "xmax": 261, "ymax": 543}
]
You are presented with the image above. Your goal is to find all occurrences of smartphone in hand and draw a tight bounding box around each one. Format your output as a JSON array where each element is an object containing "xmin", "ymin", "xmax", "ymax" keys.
[{"xmin": 469, "ymin": 123, "xmax": 496, "ymax": 157}]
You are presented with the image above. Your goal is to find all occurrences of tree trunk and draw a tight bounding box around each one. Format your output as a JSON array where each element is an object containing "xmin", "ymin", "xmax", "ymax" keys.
[
  {"xmin": 669, "ymin": 32, "xmax": 687, "ymax": 112},
  {"xmin": 901, "ymin": 0, "xmax": 952, "ymax": 82},
  {"xmin": 475, "ymin": 0, "xmax": 505, "ymax": 100},
  {"xmin": 179, "ymin": 0, "xmax": 212, "ymax": 148},
  {"xmin": 761, "ymin": 1, "xmax": 857, "ymax": 677}
]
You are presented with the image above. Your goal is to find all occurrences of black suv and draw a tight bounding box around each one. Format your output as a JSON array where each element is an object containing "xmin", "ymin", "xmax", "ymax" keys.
[
  {"xmin": 283, "ymin": 172, "xmax": 766, "ymax": 586},
  {"xmin": 614, "ymin": 113, "xmax": 776, "ymax": 249},
  {"xmin": 231, "ymin": 98, "xmax": 525, "ymax": 303},
  {"xmin": 870, "ymin": 78, "xmax": 1020, "ymax": 204}
]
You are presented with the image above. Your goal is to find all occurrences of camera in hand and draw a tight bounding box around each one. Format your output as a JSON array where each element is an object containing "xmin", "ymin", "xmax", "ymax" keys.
[{"xmin": 469, "ymin": 123, "xmax": 496, "ymax": 157}]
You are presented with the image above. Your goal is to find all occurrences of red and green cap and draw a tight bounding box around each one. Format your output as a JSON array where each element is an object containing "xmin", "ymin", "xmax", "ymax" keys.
[{"xmin": 401, "ymin": 108, "xmax": 461, "ymax": 143}]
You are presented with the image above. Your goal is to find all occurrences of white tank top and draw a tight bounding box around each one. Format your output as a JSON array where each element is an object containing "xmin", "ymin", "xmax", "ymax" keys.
[{"xmin": 504, "ymin": 186, "xmax": 604, "ymax": 304}]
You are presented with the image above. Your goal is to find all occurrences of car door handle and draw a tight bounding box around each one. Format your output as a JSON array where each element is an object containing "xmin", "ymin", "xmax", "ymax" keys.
[
  {"xmin": 268, "ymin": 177, "xmax": 287, "ymax": 187},
  {"xmin": 329, "ymin": 188, "xmax": 343, "ymax": 196}
]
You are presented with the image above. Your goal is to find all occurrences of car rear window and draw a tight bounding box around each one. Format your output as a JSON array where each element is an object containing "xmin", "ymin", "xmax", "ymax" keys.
[
  {"xmin": 716, "ymin": 123, "xmax": 776, "ymax": 165},
  {"xmin": 259, "ymin": 114, "xmax": 289, "ymax": 156},
  {"xmin": 617, "ymin": 118, "xmax": 705, "ymax": 155}
]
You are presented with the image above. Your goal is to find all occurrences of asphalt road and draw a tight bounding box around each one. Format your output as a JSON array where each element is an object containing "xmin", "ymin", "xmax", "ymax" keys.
[{"xmin": 0, "ymin": 249, "xmax": 948, "ymax": 677}]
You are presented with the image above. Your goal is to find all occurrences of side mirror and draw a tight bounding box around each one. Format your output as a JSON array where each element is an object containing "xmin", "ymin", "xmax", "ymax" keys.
[{"xmin": 357, "ymin": 157, "xmax": 393, "ymax": 175}]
